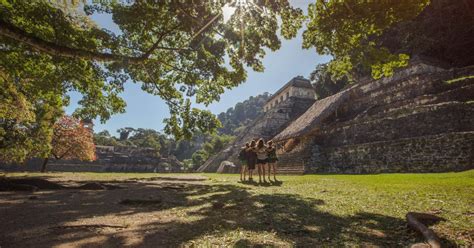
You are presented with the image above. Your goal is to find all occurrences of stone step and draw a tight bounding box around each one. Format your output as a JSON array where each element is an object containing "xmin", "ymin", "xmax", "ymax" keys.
[
  {"xmin": 276, "ymin": 166, "xmax": 305, "ymax": 175},
  {"xmin": 356, "ymin": 83, "xmax": 474, "ymax": 120},
  {"xmin": 342, "ymin": 70, "xmax": 470, "ymax": 120},
  {"xmin": 320, "ymin": 101, "xmax": 473, "ymax": 147},
  {"xmin": 311, "ymin": 131, "xmax": 474, "ymax": 173}
]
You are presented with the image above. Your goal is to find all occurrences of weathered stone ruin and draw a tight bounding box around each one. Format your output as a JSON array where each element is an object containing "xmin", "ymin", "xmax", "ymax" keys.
[
  {"xmin": 274, "ymin": 59, "xmax": 474, "ymax": 173},
  {"xmin": 201, "ymin": 59, "xmax": 474, "ymax": 174},
  {"xmin": 3, "ymin": 145, "xmax": 183, "ymax": 173},
  {"xmin": 197, "ymin": 76, "xmax": 316, "ymax": 172}
]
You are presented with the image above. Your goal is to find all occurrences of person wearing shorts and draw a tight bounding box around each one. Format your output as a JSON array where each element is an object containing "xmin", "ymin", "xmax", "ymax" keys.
[
  {"xmin": 266, "ymin": 140, "xmax": 279, "ymax": 181},
  {"xmin": 255, "ymin": 139, "xmax": 268, "ymax": 183},
  {"xmin": 238, "ymin": 143, "xmax": 250, "ymax": 181},
  {"xmin": 246, "ymin": 140, "xmax": 257, "ymax": 181}
]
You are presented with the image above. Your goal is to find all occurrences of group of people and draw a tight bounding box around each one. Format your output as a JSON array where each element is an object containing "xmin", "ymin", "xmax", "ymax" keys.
[{"xmin": 238, "ymin": 138, "xmax": 278, "ymax": 183}]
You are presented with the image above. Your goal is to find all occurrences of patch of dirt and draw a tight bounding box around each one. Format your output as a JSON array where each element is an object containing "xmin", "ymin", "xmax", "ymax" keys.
[
  {"xmin": 0, "ymin": 178, "xmax": 64, "ymax": 191},
  {"xmin": 74, "ymin": 182, "xmax": 122, "ymax": 190},
  {"xmin": 119, "ymin": 199, "xmax": 163, "ymax": 206},
  {"xmin": 0, "ymin": 178, "xmax": 122, "ymax": 191},
  {"xmin": 49, "ymin": 224, "xmax": 128, "ymax": 230},
  {"xmin": 132, "ymin": 175, "xmax": 208, "ymax": 182},
  {"xmin": 0, "ymin": 174, "xmax": 208, "ymax": 247},
  {"xmin": 159, "ymin": 184, "xmax": 187, "ymax": 190},
  {"xmin": 0, "ymin": 180, "xmax": 38, "ymax": 191},
  {"xmin": 211, "ymin": 202, "xmax": 225, "ymax": 209}
]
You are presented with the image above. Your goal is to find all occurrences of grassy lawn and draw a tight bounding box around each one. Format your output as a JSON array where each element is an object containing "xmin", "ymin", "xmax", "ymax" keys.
[{"xmin": 0, "ymin": 170, "xmax": 473, "ymax": 247}]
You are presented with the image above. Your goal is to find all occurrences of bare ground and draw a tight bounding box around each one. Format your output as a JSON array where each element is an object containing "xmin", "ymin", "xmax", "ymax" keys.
[{"xmin": 0, "ymin": 174, "xmax": 214, "ymax": 247}]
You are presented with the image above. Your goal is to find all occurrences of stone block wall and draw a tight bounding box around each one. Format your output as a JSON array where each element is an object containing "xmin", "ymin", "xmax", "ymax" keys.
[
  {"xmin": 275, "ymin": 63, "xmax": 474, "ymax": 174},
  {"xmin": 318, "ymin": 102, "xmax": 474, "ymax": 147},
  {"xmin": 2, "ymin": 146, "xmax": 183, "ymax": 173},
  {"xmin": 309, "ymin": 132, "xmax": 473, "ymax": 173}
]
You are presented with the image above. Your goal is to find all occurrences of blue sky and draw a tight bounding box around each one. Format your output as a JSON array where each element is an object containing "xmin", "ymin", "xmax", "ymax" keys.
[{"xmin": 66, "ymin": 1, "xmax": 330, "ymax": 135}]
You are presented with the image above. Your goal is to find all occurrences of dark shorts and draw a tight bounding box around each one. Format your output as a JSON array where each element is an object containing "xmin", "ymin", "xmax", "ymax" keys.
[
  {"xmin": 267, "ymin": 158, "xmax": 278, "ymax": 163},
  {"xmin": 256, "ymin": 158, "xmax": 268, "ymax": 164},
  {"xmin": 248, "ymin": 163, "xmax": 256, "ymax": 170}
]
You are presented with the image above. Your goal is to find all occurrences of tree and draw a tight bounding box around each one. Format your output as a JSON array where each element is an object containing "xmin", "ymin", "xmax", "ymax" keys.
[
  {"xmin": 0, "ymin": 71, "xmax": 63, "ymax": 163},
  {"xmin": 309, "ymin": 63, "xmax": 348, "ymax": 99},
  {"xmin": 127, "ymin": 128, "xmax": 162, "ymax": 156},
  {"xmin": 191, "ymin": 150, "xmax": 208, "ymax": 170},
  {"xmin": 302, "ymin": 0, "xmax": 430, "ymax": 80},
  {"xmin": 0, "ymin": 0, "xmax": 305, "ymax": 160},
  {"xmin": 190, "ymin": 133, "xmax": 234, "ymax": 169},
  {"xmin": 93, "ymin": 130, "xmax": 119, "ymax": 147},
  {"xmin": 217, "ymin": 93, "xmax": 270, "ymax": 135},
  {"xmin": 377, "ymin": 0, "xmax": 474, "ymax": 68},
  {"xmin": 41, "ymin": 115, "xmax": 95, "ymax": 172},
  {"xmin": 117, "ymin": 127, "xmax": 135, "ymax": 141}
]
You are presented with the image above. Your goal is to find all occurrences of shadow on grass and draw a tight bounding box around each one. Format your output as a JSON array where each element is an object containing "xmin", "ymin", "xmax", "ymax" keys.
[
  {"xmin": 239, "ymin": 179, "xmax": 283, "ymax": 187},
  {"xmin": 0, "ymin": 176, "xmax": 457, "ymax": 247}
]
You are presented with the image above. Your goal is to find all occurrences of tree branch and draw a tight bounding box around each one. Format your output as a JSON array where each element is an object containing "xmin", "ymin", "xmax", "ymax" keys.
[{"xmin": 0, "ymin": 20, "xmax": 189, "ymax": 64}]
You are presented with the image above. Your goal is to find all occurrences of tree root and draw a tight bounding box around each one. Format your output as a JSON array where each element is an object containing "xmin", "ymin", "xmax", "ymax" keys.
[{"xmin": 406, "ymin": 212, "xmax": 445, "ymax": 248}]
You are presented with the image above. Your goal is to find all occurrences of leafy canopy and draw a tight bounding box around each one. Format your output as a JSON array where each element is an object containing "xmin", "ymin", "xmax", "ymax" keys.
[
  {"xmin": 0, "ymin": 0, "xmax": 303, "ymax": 162},
  {"xmin": 309, "ymin": 63, "xmax": 348, "ymax": 99},
  {"xmin": 0, "ymin": 0, "xmax": 304, "ymax": 139},
  {"xmin": 302, "ymin": 0, "xmax": 430, "ymax": 79}
]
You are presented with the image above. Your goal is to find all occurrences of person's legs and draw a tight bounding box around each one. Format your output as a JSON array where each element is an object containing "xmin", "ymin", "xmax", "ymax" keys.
[
  {"xmin": 240, "ymin": 165, "xmax": 244, "ymax": 181},
  {"xmin": 244, "ymin": 165, "xmax": 247, "ymax": 181},
  {"xmin": 273, "ymin": 163, "xmax": 278, "ymax": 181},
  {"xmin": 257, "ymin": 163, "xmax": 262, "ymax": 183},
  {"xmin": 267, "ymin": 162, "xmax": 272, "ymax": 181},
  {"xmin": 249, "ymin": 169, "xmax": 253, "ymax": 180},
  {"xmin": 262, "ymin": 163, "xmax": 267, "ymax": 182}
]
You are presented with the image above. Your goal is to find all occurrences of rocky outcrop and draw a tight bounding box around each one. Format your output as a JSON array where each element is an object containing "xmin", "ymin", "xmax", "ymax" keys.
[{"xmin": 274, "ymin": 60, "xmax": 474, "ymax": 174}]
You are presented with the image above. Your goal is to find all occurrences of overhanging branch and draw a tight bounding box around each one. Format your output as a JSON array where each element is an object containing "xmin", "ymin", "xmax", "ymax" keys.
[{"xmin": 0, "ymin": 20, "xmax": 189, "ymax": 64}]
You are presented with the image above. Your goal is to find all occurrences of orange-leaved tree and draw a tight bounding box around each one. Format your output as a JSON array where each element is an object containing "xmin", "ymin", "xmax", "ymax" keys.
[{"xmin": 41, "ymin": 115, "xmax": 96, "ymax": 172}]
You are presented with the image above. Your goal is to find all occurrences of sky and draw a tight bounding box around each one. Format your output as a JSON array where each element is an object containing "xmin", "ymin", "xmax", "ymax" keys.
[{"xmin": 65, "ymin": 1, "xmax": 331, "ymax": 135}]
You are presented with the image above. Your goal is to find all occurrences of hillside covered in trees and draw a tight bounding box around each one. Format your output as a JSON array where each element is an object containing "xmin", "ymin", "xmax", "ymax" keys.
[
  {"xmin": 217, "ymin": 93, "xmax": 271, "ymax": 135},
  {"xmin": 93, "ymin": 93, "xmax": 271, "ymax": 169}
]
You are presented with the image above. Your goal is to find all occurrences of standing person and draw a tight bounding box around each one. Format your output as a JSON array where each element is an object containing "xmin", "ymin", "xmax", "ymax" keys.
[
  {"xmin": 266, "ymin": 140, "xmax": 278, "ymax": 181},
  {"xmin": 255, "ymin": 139, "xmax": 268, "ymax": 183},
  {"xmin": 238, "ymin": 143, "xmax": 250, "ymax": 181},
  {"xmin": 246, "ymin": 140, "xmax": 257, "ymax": 181}
]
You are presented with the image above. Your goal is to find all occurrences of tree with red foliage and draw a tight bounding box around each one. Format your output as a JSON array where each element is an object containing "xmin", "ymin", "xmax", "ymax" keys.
[{"xmin": 41, "ymin": 116, "xmax": 96, "ymax": 172}]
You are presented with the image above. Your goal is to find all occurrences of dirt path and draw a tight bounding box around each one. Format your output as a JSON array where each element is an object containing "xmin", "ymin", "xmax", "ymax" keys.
[{"xmin": 0, "ymin": 174, "xmax": 212, "ymax": 248}]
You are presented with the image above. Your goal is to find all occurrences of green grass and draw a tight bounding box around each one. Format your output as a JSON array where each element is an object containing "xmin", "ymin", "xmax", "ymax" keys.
[
  {"xmin": 203, "ymin": 171, "xmax": 474, "ymax": 246},
  {"xmin": 2, "ymin": 170, "xmax": 473, "ymax": 247},
  {"xmin": 444, "ymin": 75, "xmax": 474, "ymax": 84}
]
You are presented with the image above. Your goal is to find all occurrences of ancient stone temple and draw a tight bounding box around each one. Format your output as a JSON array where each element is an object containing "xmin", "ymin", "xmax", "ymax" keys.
[
  {"xmin": 197, "ymin": 76, "xmax": 316, "ymax": 172},
  {"xmin": 263, "ymin": 76, "xmax": 315, "ymax": 112},
  {"xmin": 274, "ymin": 59, "xmax": 474, "ymax": 174}
]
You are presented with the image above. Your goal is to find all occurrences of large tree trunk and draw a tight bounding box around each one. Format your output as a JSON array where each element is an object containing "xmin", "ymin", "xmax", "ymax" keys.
[{"xmin": 40, "ymin": 158, "xmax": 49, "ymax": 173}]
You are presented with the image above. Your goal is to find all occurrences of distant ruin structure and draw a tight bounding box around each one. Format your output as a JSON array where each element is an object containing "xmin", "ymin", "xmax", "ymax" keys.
[
  {"xmin": 263, "ymin": 76, "xmax": 315, "ymax": 112},
  {"xmin": 197, "ymin": 76, "xmax": 316, "ymax": 172},
  {"xmin": 3, "ymin": 145, "xmax": 183, "ymax": 173}
]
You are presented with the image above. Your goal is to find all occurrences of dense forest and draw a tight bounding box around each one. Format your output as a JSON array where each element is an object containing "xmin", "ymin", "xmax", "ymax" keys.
[
  {"xmin": 94, "ymin": 93, "xmax": 271, "ymax": 169},
  {"xmin": 217, "ymin": 93, "xmax": 271, "ymax": 135}
]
